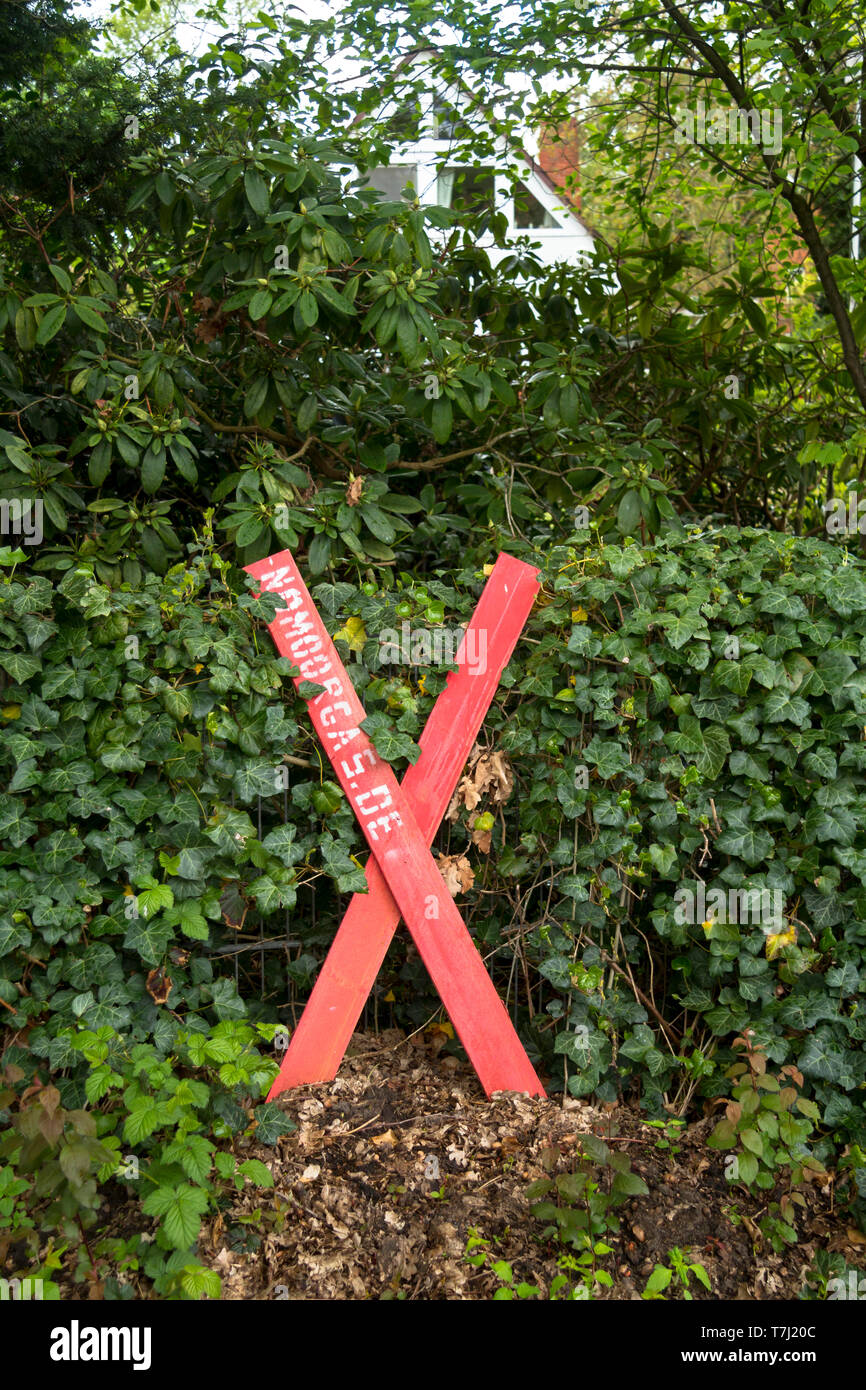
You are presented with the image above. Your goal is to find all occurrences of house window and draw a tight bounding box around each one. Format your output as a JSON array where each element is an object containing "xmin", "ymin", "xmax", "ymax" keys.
[
  {"xmin": 363, "ymin": 166, "xmax": 419, "ymax": 201},
  {"xmin": 437, "ymin": 167, "xmax": 495, "ymax": 216},
  {"xmin": 513, "ymin": 182, "xmax": 561, "ymax": 229},
  {"xmin": 432, "ymin": 95, "xmax": 474, "ymax": 141},
  {"xmin": 384, "ymin": 98, "xmax": 424, "ymax": 141}
]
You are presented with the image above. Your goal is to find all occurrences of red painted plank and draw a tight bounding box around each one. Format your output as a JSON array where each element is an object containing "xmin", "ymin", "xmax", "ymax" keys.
[
  {"xmin": 247, "ymin": 550, "xmax": 546, "ymax": 1098},
  {"xmin": 258, "ymin": 554, "xmax": 540, "ymax": 1092}
]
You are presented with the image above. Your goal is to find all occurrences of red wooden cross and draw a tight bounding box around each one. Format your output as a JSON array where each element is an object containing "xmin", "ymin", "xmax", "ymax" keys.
[{"xmin": 246, "ymin": 549, "xmax": 546, "ymax": 1099}]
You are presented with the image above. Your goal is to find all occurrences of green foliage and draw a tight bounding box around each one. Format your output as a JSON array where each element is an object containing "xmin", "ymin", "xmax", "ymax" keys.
[
  {"xmin": 707, "ymin": 1032, "xmax": 824, "ymax": 1250},
  {"xmin": 464, "ymin": 1229, "xmax": 542, "ymax": 1300},
  {"xmin": 0, "ymin": 528, "xmax": 312, "ymax": 1292},
  {"xmin": 707, "ymin": 1033, "xmax": 823, "ymax": 1191},
  {"xmin": 340, "ymin": 0, "xmax": 866, "ymax": 516},
  {"xmin": 642, "ymin": 1247, "xmax": 712, "ymax": 1301},
  {"xmin": 4, "ymin": 0, "xmax": 866, "ymax": 1297},
  {"xmin": 800, "ymin": 1248, "xmax": 866, "ymax": 1302},
  {"xmin": 527, "ymin": 1131, "xmax": 646, "ymax": 1295}
]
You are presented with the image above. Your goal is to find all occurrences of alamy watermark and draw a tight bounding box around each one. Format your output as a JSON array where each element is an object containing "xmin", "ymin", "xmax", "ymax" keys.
[
  {"xmin": 674, "ymin": 882, "xmax": 785, "ymax": 929},
  {"xmin": 0, "ymin": 497, "xmax": 42, "ymax": 545},
  {"xmin": 824, "ymin": 494, "xmax": 866, "ymax": 536},
  {"xmin": 674, "ymin": 101, "xmax": 783, "ymax": 155},
  {"xmin": 378, "ymin": 620, "xmax": 488, "ymax": 676},
  {"xmin": 1, "ymin": 1277, "xmax": 43, "ymax": 1300},
  {"xmin": 49, "ymin": 1322, "xmax": 151, "ymax": 1370}
]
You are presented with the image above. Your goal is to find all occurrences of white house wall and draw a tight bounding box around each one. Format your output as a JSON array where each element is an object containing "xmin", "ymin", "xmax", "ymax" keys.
[{"xmin": 355, "ymin": 62, "xmax": 594, "ymax": 270}]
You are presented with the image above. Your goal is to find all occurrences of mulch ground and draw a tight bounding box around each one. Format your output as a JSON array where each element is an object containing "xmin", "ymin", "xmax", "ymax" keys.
[{"xmin": 193, "ymin": 1029, "xmax": 865, "ymax": 1301}]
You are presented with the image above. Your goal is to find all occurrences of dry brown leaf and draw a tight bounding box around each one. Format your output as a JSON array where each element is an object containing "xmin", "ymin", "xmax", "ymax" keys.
[
  {"xmin": 436, "ymin": 853, "xmax": 475, "ymax": 897},
  {"xmin": 445, "ymin": 744, "xmax": 514, "ymax": 822},
  {"xmin": 345, "ymin": 476, "xmax": 363, "ymax": 506},
  {"xmin": 742, "ymin": 1214, "xmax": 762, "ymax": 1242},
  {"xmin": 146, "ymin": 966, "xmax": 172, "ymax": 1005},
  {"xmin": 371, "ymin": 1129, "xmax": 398, "ymax": 1148}
]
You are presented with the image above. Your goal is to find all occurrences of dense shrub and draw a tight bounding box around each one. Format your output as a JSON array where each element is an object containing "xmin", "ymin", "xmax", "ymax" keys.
[{"xmin": 2, "ymin": 522, "xmax": 866, "ymax": 1287}]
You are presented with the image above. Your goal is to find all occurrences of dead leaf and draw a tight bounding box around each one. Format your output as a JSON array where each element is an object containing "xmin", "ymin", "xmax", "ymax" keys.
[
  {"xmin": 300, "ymin": 1164, "xmax": 321, "ymax": 1182},
  {"xmin": 146, "ymin": 966, "xmax": 172, "ymax": 1005},
  {"xmin": 446, "ymin": 744, "xmax": 514, "ymax": 821},
  {"xmin": 436, "ymin": 853, "xmax": 475, "ymax": 897},
  {"xmin": 426, "ymin": 1022, "xmax": 454, "ymax": 1055},
  {"xmin": 847, "ymin": 1227, "xmax": 866, "ymax": 1245},
  {"xmin": 39, "ymin": 1085, "xmax": 61, "ymax": 1115},
  {"xmin": 742, "ymin": 1215, "xmax": 762, "ymax": 1243},
  {"xmin": 346, "ymin": 476, "xmax": 363, "ymax": 506},
  {"xmin": 371, "ymin": 1129, "xmax": 398, "ymax": 1148},
  {"xmin": 485, "ymin": 750, "xmax": 514, "ymax": 804}
]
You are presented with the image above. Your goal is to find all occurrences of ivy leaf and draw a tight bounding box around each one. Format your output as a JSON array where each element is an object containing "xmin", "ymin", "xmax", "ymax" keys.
[
  {"xmin": 803, "ymin": 746, "xmax": 837, "ymax": 779},
  {"xmin": 162, "ymin": 687, "xmax": 192, "ymax": 721},
  {"xmin": 1, "ymin": 652, "xmax": 42, "ymax": 681},
  {"xmin": 714, "ymin": 659, "xmax": 751, "ymax": 695},
  {"xmin": 253, "ymin": 1102, "xmax": 297, "ymax": 1145},
  {"xmin": 123, "ymin": 917, "xmax": 172, "ymax": 966},
  {"xmin": 251, "ymin": 873, "xmax": 296, "ymax": 912},
  {"xmin": 758, "ymin": 589, "xmax": 809, "ymax": 620},
  {"xmin": 714, "ymin": 811, "xmax": 774, "ymax": 866},
  {"xmin": 798, "ymin": 1030, "xmax": 847, "ymax": 1085},
  {"xmin": 261, "ymin": 823, "xmax": 305, "ymax": 865},
  {"xmin": 657, "ymin": 610, "xmax": 708, "ymax": 649},
  {"xmin": 667, "ymin": 716, "xmax": 730, "ymax": 779},
  {"xmin": 803, "ymin": 805, "xmax": 857, "ymax": 847},
  {"xmin": 234, "ymin": 759, "xmax": 280, "ymax": 801},
  {"xmin": 763, "ymin": 689, "xmax": 810, "ymax": 726},
  {"xmin": 360, "ymin": 711, "xmax": 421, "ymax": 764}
]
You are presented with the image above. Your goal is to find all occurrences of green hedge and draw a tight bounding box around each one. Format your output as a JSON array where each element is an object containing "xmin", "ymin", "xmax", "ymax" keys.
[{"xmin": 2, "ymin": 521, "xmax": 866, "ymax": 1289}]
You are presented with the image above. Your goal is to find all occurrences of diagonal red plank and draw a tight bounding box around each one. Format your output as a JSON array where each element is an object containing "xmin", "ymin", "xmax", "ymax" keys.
[
  {"xmin": 250, "ymin": 553, "xmax": 540, "ymax": 1094},
  {"xmin": 247, "ymin": 549, "xmax": 546, "ymax": 1098}
]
